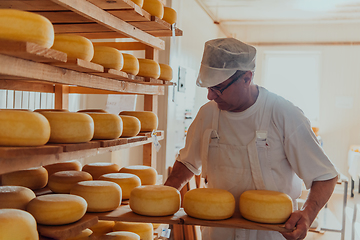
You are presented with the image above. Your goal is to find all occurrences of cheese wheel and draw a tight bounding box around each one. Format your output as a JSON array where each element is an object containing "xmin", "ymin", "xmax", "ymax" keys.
[
  {"xmin": 85, "ymin": 113, "xmax": 123, "ymax": 140},
  {"xmin": 130, "ymin": 185, "xmax": 180, "ymax": 216},
  {"xmin": 183, "ymin": 188, "xmax": 235, "ymax": 220},
  {"xmin": 51, "ymin": 34, "xmax": 94, "ymax": 61},
  {"xmin": 78, "ymin": 109, "xmax": 108, "ymax": 113},
  {"xmin": 0, "ymin": 209, "xmax": 39, "ymax": 240},
  {"xmin": 82, "ymin": 162, "xmax": 120, "ymax": 180},
  {"xmin": 130, "ymin": 0, "xmax": 143, "ymax": 7},
  {"xmin": 0, "ymin": 110, "xmax": 50, "ymax": 146},
  {"xmin": 43, "ymin": 160, "xmax": 82, "ymax": 178},
  {"xmin": 66, "ymin": 228, "xmax": 93, "ymax": 240},
  {"xmin": 0, "ymin": 186, "xmax": 36, "ymax": 210},
  {"xmin": 89, "ymin": 220, "xmax": 115, "ymax": 236},
  {"xmin": 119, "ymin": 115, "xmax": 141, "ymax": 137},
  {"xmin": 26, "ymin": 194, "xmax": 87, "ymax": 225},
  {"xmin": 119, "ymin": 165, "xmax": 157, "ymax": 185},
  {"xmin": 163, "ymin": 7, "xmax": 177, "ymax": 25},
  {"xmin": 142, "ymin": 0, "xmax": 164, "ymax": 19},
  {"xmin": 39, "ymin": 112, "xmax": 94, "ymax": 143},
  {"xmin": 122, "ymin": 53, "xmax": 140, "ymax": 75},
  {"xmin": 99, "ymin": 173, "xmax": 141, "ymax": 200},
  {"xmin": 103, "ymin": 231, "xmax": 140, "ymax": 240},
  {"xmin": 2, "ymin": 166, "xmax": 48, "ymax": 190},
  {"xmin": 91, "ymin": 46, "xmax": 124, "ymax": 71},
  {"xmin": 34, "ymin": 109, "xmax": 69, "ymax": 112},
  {"xmin": 0, "ymin": 9, "xmax": 54, "ymax": 48},
  {"xmin": 137, "ymin": 59, "xmax": 160, "ymax": 79},
  {"xmin": 119, "ymin": 111, "xmax": 158, "ymax": 132},
  {"xmin": 48, "ymin": 170, "xmax": 93, "ymax": 194},
  {"xmin": 113, "ymin": 222, "xmax": 153, "ymax": 240},
  {"xmin": 159, "ymin": 63, "xmax": 173, "ymax": 81},
  {"xmin": 70, "ymin": 180, "xmax": 122, "ymax": 212},
  {"xmin": 239, "ymin": 190, "xmax": 293, "ymax": 224}
]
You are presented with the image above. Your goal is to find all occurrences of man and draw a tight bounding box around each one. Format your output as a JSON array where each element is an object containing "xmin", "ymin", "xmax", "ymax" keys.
[{"xmin": 165, "ymin": 38, "xmax": 338, "ymax": 240}]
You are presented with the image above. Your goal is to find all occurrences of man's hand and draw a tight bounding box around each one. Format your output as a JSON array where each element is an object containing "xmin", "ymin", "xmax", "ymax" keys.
[{"xmin": 281, "ymin": 208, "xmax": 316, "ymax": 240}]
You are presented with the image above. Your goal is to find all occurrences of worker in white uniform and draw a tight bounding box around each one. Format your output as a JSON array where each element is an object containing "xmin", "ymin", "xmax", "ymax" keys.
[{"xmin": 164, "ymin": 38, "xmax": 339, "ymax": 240}]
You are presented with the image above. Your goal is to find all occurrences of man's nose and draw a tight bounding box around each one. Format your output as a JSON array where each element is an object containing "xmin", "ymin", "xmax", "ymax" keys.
[{"xmin": 207, "ymin": 89, "xmax": 218, "ymax": 100}]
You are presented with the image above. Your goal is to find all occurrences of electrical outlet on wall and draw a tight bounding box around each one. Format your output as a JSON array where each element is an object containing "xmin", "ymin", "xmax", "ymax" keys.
[{"xmin": 178, "ymin": 66, "xmax": 186, "ymax": 92}]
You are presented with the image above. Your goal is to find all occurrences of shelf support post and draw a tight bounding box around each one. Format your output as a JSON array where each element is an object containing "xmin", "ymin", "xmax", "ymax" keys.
[{"xmin": 54, "ymin": 84, "xmax": 69, "ymax": 110}]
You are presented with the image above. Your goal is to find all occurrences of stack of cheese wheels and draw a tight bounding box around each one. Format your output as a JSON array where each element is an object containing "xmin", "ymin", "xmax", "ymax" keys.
[
  {"xmin": 0, "ymin": 186, "xmax": 36, "ymax": 210},
  {"xmin": 0, "ymin": 9, "xmax": 54, "ymax": 48},
  {"xmin": 47, "ymin": 170, "xmax": 93, "ymax": 194},
  {"xmin": 163, "ymin": 7, "xmax": 177, "ymax": 25},
  {"xmin": 113, "ymin": 222, "xmax": 153, "ymax": 240},
  {"xmin": 91, "ymin": 46, "xmax": 124, "ymax": 71},
  {"xmin": 137, "ymin": 59, "xmax": 160, "ymax": 79},
  {"xmin": 119, "ymin": 115, "xmax": 141, "ymax": 137},
  {"xmin": 26, "ymin": 194, "xmax": 87, "ymax": 225},
  {"xmin": 99, "ymin": 173, "xmax": 141, "ymax": 200},
  {"xmin": 130, "ymin": 185, "xmax": 180, "ymax": 216},
  {"xmin": 51, "ymin": 34, "xmax": 94, "ymax": 61},
  {"xmin": 66, "ymin": 228, "xmax": 93, "ymax": 240},
  {"xmin": 239, "ymin": 190, "xmax": 293, "ymax": 224},
  {"xmin": 89, "ymin": 220, "xmax": 115, "ymax": 237},
  {"xmin": 104, "ymin": 231, "xmax": 140, "ymax": 240},
  {"xmin": 43, "ymin": 160, "xmax": 82, "ymax": 178},
  {"xmin": 0, "ymin": 110, "xmax": 50, "ymax": 146},
  {"xmin": 183, "ymin": 188, "xmax": 235, "ymax": 220},
  {"xmin": 119, "ymin": 165, "xmax": 157, "ymax": 185},
  {"xmin": 122, "ymin": 53, "xmax": 140, "ymax": 75},
  {"xmin": 82, "ymin": 162, "xmax": 120, "ymax": 180},
  {"xmin": 159, "ymin": 63, "xmax": 173, "ymax": 81},
  {"xmin": 0, "ymin": 209, "xmax": 39, "ymax": 240},
  {"xmin": 84, "ymin": 113, "xmax": 123, "ymax": 140},
  {"xmin": 130, "ymin": 0, "xmax": 143, "ymax": 7},
  {"xmin": 1, "ymin": 166, "xmax": 48, "ymax": 190},
  {"xmin": 119, "ymin": 111, "xmax": 158, "ymax": 132},
  {"xmin": 38, "ymin": 111, "xmax": 94, "ymax": 143},
  {"xmin": 70, "ymin": 180, "xmax": 122, "ymax": 212},
  {"xmin": 142, "ymin": 0, "xmax": 164, "ymax": 19},
  {"xmin": 78, "ymin": 109, "xmax": 108, "ymax": 113}
]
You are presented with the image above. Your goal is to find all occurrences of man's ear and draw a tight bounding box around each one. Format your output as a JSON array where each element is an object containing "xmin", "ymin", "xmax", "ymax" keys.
[{"xmin": 243, "ymin": 71, "xmax": 253, "ymax": 85}]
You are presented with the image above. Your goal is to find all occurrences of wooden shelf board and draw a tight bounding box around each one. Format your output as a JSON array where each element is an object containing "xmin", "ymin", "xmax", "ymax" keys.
[
  {"xmin": 138, "ymin": 130, "xmax": 163, "ymax": 138},
  {"xmin": 130, "ymin": 16, "xmax": 171, "ymax": 31},
  {"xmin": 0, "ymin": 145, "xmax": 63, "ymax": 159},
  {"xmin": 91, "ymin": 41, "xmax": 148, "ymax": 51},
  {"xmin": 50, "ymin": 141, "xmax": 101, "ymax": 152},
  {"xmin": 144, "ymin": 77, "xmax": 165, "ymax": 85},
  {"xmin": 108, "ymin": 8, "xmax": 151, "ymax": 22},
  {"xmin": 126, "ymin": 135, "xmax": 148, "ymax": 143},
  {"xmin": 51, "ymin": 58, "xmax": 104, "ymax": 73},
  {"xmin": 53, "ymin": 23, "xmax": 111, "ymax": 34},
  {"xmin": 33, "ymin": 11, "xmax": 91, "ymax": 24},
  {"xmin": 86, "ymin": 0, "xmax": 137, "ymax": 10},
  {"xmin": 0, "ymin": 0, "xmax": 67, "ymax": 11},
  {"xmin": 0, "ymin": 80, "xmax": 55, "ymax": 93},
  {"xmin": 127, "ymin": 74, "xmax": 145, "ymax": 83},
  {"xmin": 146, "ymin": 27, "xmax": 183, "ymax": 37},
  {"xmin": 92, "ymin": 68, "xmax": 129, "ymax": 81},
  {"xmin": 95, "ymin": 138, "xmax": 128, "ymax": 148}
]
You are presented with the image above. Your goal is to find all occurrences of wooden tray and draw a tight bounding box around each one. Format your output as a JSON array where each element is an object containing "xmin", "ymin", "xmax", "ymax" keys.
[{"xmin": 51, "ymin": 58, "xmax": 104, "ymax": 73}]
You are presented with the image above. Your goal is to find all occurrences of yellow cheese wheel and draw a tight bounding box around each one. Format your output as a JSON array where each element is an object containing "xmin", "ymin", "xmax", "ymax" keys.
[
  {"xmin": 239, "ymin": 190, "xmax": 293, "ymax": 224},
  {"xmin": 70, "ymin": 180, "xmax": 122, "ymax": 212},
  {"xmin": 66, "ymin": 228, "xmax": 93, "ymax": 240},
  {"xmin": 48, "ymin": 170, "xmax": 93, "ymax": 194},
  {"xmin": 0, "ymin": 110, "xmax": 50, "ymax": 146},
  {"xmin": 0, "ymin": 186, "xmax": 36, "ymax": 210},
  {"xmin": 130, "ymin": 0, "xmax": 143, "ymax": 7},
  {"xmin": 99, "ymin": 173, "xmax": 141, "ymax": 200},
  {"xmin": 159, "ymin": 63, "xmax": 173, "ymax": 81},
  {"xmin": 0, "ymin": 209, "xmax": 39, "ymax": 240},
  {"xmin": 104, "ymin": 231, "xmax": 140, "ymax": 240},
  {"xmin": 82, "ymin": 162, "xmax": 120, "ymax": 180},
  {"xmin": 119, "ymin": 111, "xmax": 158, "ymax": 132},
  {"xmin": 122, "ymin": 53, "xmax": 140, "ymax": 75},
  {"xmin": 89, "ymin": 220, "xmax": 115, "ymax": 236},
  {"xmin": 162, "ymin": 7, "xmax": 177, "ymax": 25},
  {"xmin": 183, "ymin": 188, "xmax": 235, "ymax": 220},
  {"xmin": 91, "ymin": 46, "xmax": 124, "ymax": 71},
  {"xmin": 130, "ymin": 185, "xmax": 180, "ymax": 216},
  {"xmin": 142, "ymin": 0, "xmax": 164, "ymax": 19},
  {"xmin": 85, "ymin": 113, "xmax": 123, "ymax": 140},
  {"xmin": 78, "ymin": 109, "xmax": 108, "ymax": 113},
  {"xmin": 43, "ymin": 160, "xmax": 82, "ymax": 178},
  {"xmin": 137, "ymin": 59, "xmax": 160, "ymax": 79},
  {"xmin": 34, "ymin": 109, "xmax": 69, "ymax": 112},
  {"xmin": 2, "ymin": 166, "xmax": 48, "ymax": 190},
  {"xmin": 26, "ymin": 194, "xmax": 87, "ymax": 225},
  {"xmin": 0, "ymin": 9, "xmax": 54, "ymax": 48},
  {"xmin": 119, "ymin": 115, "xmax": 141, "ymax": 137},
  {"xmin": 39, "ymin": 112, "xmax": 94, "ymax": 143},
  {"xmin": 119, "ymin": 165, "xmax": 157, "ymax": 185},
  {"xmin": 113, "ymin": 222, "xmax": 153, "ymax": 240},
  {"xmin": 51, "ymin": 34, "xmax": 94, "ymax": 61}
]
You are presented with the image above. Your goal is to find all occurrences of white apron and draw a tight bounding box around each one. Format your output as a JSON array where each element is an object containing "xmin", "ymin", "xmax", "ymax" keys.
[{"xmin": 200, "ymin": 93, "xmax": 286, "ymax": 240}]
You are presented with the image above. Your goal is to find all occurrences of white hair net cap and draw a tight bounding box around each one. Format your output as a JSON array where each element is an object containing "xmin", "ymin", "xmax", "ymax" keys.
[{"xmin": 196, "ymin": 38, "xmax": 257, "ymax": 87}]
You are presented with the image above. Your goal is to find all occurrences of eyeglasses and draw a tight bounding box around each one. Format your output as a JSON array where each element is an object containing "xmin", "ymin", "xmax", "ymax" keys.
[{"xmin": 208, "ymin": 73, "xmax": 244, "ymax": 95}]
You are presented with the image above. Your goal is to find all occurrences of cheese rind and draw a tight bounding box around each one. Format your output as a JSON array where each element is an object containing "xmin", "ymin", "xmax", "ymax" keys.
[
  {"xmin": 0, "ymin": 186, "xmax": 36, "ymax": 210},
  {"xmin": 89, "ymin": 220, "xmax": 115, "ymax": 236},
  {"xmin": 130, "ymin": 0, "xmax": 143, "ymax": 7},
  {"xmin": 122, "ymin": 53, "xmax": 140, "ymax": 75},
  {"xmin": 78, "ymin": 109, "xmax": 108, "ymax": 113},
  {"xmin": 48, "ymin": 170, "xmax": 93, "ymax": 194},
  {"xmin": 119, "ymin": 165, "xmax": 157, "ymax": 185},
  {"xmin": 1, "ymin": 166, "xmax": 48, "ymax": 190},
  {"xmin": 91, "ymin": 46, "xmax": 124, "ymax": 71},
  {"xmin": 159, "ymin": 63, "xmax": 173, "ymax": 81},
  {"xmin": 43, "ymin": 160, "xmax": 82, "ymax": 178},
  {"xmin": 119, "ymin": 115, "xmax": 141, "ymax": 137},
  {"xmin": 51, "ymin": 34, "xmax": 94, "ymax": 61},
  {"xmin": 104, "ymin": 231, "xmax": 140, "ymax": 240},
  {"xmin": 137, "ymin": 59, "xmax": 160, "ymax": 79},
  {"xmin": 113, "ymin": 222, "xmax": 153, "ymax": 240},
  {"xmin": 163, "ymin": 7, "xmax": 177, "ymax": 24},
  {"xmin": 142, "ymin": 0, "xmax": 164, "ymax": 19},
  {"xmin": 82, "ymin": 162, "xmax": 120, "ymax": 180},
  {"xmin": 99, "ymin": 173, "xmax": 141, "ymax": 200},
  {"xmin": 85, "ymin": 113, "xmax": 123, "ymax": 140},
  {"xmin": 119, "ymin": 111, "xmax": 158, "ymax": 132}
]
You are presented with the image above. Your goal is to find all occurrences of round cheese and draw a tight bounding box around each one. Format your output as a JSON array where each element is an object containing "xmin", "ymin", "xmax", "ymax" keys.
[
  {"xmin": 2, "ymin": 166, "xmax": 48, "ymax": 190},
  {"xmin": 82, "ymin": 162, "xmax": 120, "ymax": 180},
  {"xmin": 0, "ymin": 9, "xmax": 54, "ymax": 48},
  {"xmin": 0, "ymin": 209, "xmax": 39, "ymax": 240},
  {"xmin": 137, "ymin": 59, "xmax": 160, "ymax": 79},
  {"xmin": 85, "ymin": 113, "xmax": 123, "ymax": 140},
  {"xmin": 89, "ymin": 220, "xmax": 115, "ymax": 236},
  {"xmin": 113, "ymin": 222, "xmax": 153, "ymax": 240},
  {"xmin": 162, "ymin": 7, "xmax": 177, "ymax": 25},
  {"xmin": 99, "ymin": 173, "xmax": 141, "ymax": 200},
  {"xmin": 48, "ymin": 170, "xmax": 93, "ymax": 194},
  {"xmin": 183, "ymin": 188, "xmax": 235, "ymax": 220},
  {"xmin": 39, "ymin": 112, "xmax": 94, "ymax": 143},
  {"xmin": 119, "ymin": 165, "xmax": 157, "ymax": 185},
  {"xmin": 66, "ymin": 228, "xmax": 93, "ymax": 240},
  {"xmin": 0, "ymin": 110, "xmax": 50, "ymax": 146},
  {"xmin": 0, "ymin": 186, "xmax": 36, "ymax": 210},
  {"xmin": 130, "ymin": 0, "xmax": 143, "ymax": 7},
  {"xmin": 122, "ymin": 53, "xmax": 140, "ymax": 75},
  {"xmin": 130, "ymin": 185, "xmax": 180, "ymax": 216},
  {"xmin": 119, "ymin": 111, "xmax": 158, "ymax": 132},
  {"xmin": 91, "ymin": 46, "xmax": 124, "ymax": 71},
  {"xmin": 142, "ymin": 0, "xmax": 164, "ymax": 19},
  {"xmin": 104, "ymin": 231, "xmax": 140, "ymax": 240},
  {"xmin": 26, "ymin": 194, "xmax": 87, "ymax": 225},
  {"xmin": 51, "ymin": 34, "xmax": 94, "ymax": 61},
  {"xmin": 119, "ymin": 115, "xmax": 141, "ymax": 137},
  {"xmin": 78, "ymin": 109, "xmax": 108, "ymax": 113},
  {"xmin": 159, "ymin": 63, "xmax": 173, "ymax": 81},
  {"xmin": 70, "ymin": 180, "xmax": 122, "ymax": 212},
  {"xmin": 239, "ymin": 190, "xmax": 293, "ymax": 224},
  {"xmin": 34, "ymin": 109, "xmax": 69, "ymax": 112},
  {"xmin": 43, "ymin": 160, "xmax": 82, "ymax": 178}
]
